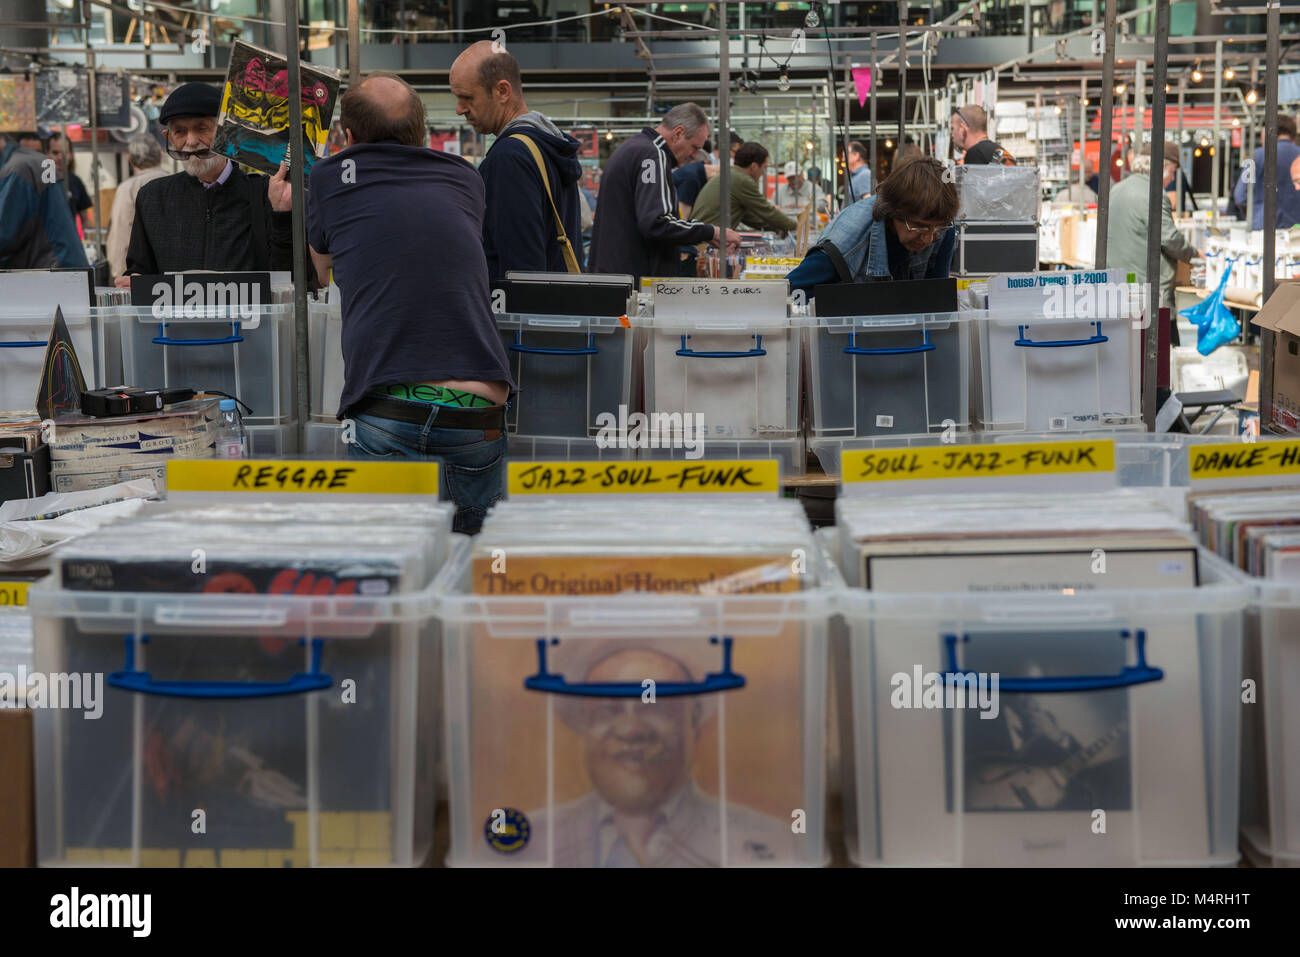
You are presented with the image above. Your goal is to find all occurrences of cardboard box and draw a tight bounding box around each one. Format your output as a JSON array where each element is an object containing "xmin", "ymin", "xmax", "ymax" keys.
[
  {"xmin": 0, "ymin": 709, "xmax": 36, "ymax": 867},
  {"xmin": 1175, "ymin": 259, "xmax": 1192, "ymax": 287},
  {"xmin": 1249, "ymin": 281, "xmax": 1300, "ymax": 433}
]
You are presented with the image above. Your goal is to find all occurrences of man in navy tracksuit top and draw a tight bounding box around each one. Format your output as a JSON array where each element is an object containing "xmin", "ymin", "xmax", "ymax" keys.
[
  {"xmin": 588, "ymin": 103, "xmax": 740, "ymax": 282},
  {"xmin": 451, "ymin": 41, "xmax": 585, "ymax": 278}
]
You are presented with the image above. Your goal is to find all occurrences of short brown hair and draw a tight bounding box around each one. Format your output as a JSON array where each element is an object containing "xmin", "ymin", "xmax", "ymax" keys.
[
  {"xmin": 954, "ymin": 104, "xmax": 988, "ymax": 133},
  {"xmin": 733, "ymin": 142, "xmax": 769, "ymax": 167},
  {"xmin": 1281, "ymin": 115, "xmax": 1298, "ymax": 140},
  {"xmin": 872, "ymin": 156, "xmax": 959, "ymax": 225},
  {"xmin": 340, "ymin": 72, "xmax": 426, "ymax": 148},
  {"xmin": 848, "ymin": 140, "xmax": 868, "ymax": 163},
  {"xmin": 476, "ymin": 49, "xmax": 522, "ymax": 96}
]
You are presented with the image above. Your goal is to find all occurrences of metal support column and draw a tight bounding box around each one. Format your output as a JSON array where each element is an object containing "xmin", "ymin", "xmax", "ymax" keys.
[
  {"xmin": 1212, "ymin": 40, "xmax": 1223, "ymax": 224},
  {"xmin": 1262, "ymin": 0, "xmax": 1281, "ymax": 429},
  {"xmin": 869, "ymin": 34, "xmax": 878, "ymax": 197},
  {"xmin": 347, "ymin": 0, "xmax": 359, "ymax": 86},
  {"xmin": 1177, "ymin": 78, "xmax": 1185, "ymax": 215},
  {"xmin": 1080, "ymin": 77, "xmax": 1088, "ymax": 195},
  {"xmin": 898, "ymin": 3, "xmax": 907, "ymax": 148},
  {"xmin": 844, "ymin": 58, "xmax": 853, "ymax": 207},
  {"xmin": 718, "ymin": 2, "xmax": 731, "ymax": 275},
  {"xmin": 82, "ymin": 0, "xmax": 101, "ymax": 245},
  {"xmin": 1142, "ymin": 0, "xmax": 1170, "ymax": 430},
  {"xmin": 1095, "ymin": 0, "xmax": 1117, "ymax": 268},
  {"xmin": 283, "ymin": 1, "xmax": 311, "ymax": 451}
]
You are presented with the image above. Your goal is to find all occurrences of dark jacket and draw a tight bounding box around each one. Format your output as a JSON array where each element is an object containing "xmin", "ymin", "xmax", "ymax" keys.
[
  {"xmin": 125, "ymin": 164, "xmax": 294, "ymax": 274},
  {"xmin": 479, "ymin": 114, "xmax": 585, "ymax": 278},
  {"xmin": 0, "ymin": 140, "xmax": 88, "ymax": 269},
  {"xmin": 589, "ymin": 127, "xmax": 715, "ymax": 281}
]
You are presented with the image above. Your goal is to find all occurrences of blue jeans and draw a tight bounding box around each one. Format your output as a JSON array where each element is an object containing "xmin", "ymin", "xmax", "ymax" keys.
[{"xmin": 347, "ymin": 404, "xmax": 506, "ymax": 535}]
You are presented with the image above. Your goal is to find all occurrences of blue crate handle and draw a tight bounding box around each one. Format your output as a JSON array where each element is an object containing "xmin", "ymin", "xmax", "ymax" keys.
[
  {"xmin": 106, "ymin": 634, "xmax": 332, "ymax": 699},
  {"xmin": 524, "ymin": 636, "xmax": 746, "ymax": 696},
  {"xmin": 153, "ymin": 320, "xmax": 244, "ymax": 346},
  {"xmin": 942, "ymin": 630, "xmax": 1163, "ymax": 693},
  {"xmin": 844, "ymin": 329, "xmax": 936, "ymax": 355},
  {"xmin": 0, "ymin": 339, "xmax": 47, "ymax": 347},
  {"xmin": 676, "ymin": 334, "xmax": 766, "ymax": 358},
  {"xmin": 509, "ymin": 330, "xmax": 598, "ymax": 356},
  {"xmin": 1014, "ymin": 321, "xmax": 1108, "ymax": 349}
]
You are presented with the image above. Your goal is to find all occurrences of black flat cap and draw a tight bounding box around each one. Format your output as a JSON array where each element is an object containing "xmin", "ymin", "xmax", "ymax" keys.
[{"xmin": 159, "ymin": 82, "xmax": 222, "ymax": 125}]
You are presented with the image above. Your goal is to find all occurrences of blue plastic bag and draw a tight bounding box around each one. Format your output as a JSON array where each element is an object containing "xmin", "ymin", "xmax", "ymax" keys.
[{"xmin": 1178, "ymin": 260, "xmax": 1241, "ymax": 357}]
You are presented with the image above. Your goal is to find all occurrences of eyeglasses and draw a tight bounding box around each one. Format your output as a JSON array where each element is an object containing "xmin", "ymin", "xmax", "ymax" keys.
[
  {"xmin": 900, "ymin": 219, "xmax": 956, "ymax": 236},
  {"xmin": 164, "ymin": 145, "xmax": 218, "ymax": 162}
]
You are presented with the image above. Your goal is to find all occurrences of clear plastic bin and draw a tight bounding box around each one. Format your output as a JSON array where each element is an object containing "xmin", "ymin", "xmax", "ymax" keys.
[
  {"xmin": 434, "ymin": 534, "xmax": 835, "ymax": 867},
  {"xmin": 639, "ymin": 436, "xmax": 805, "ymax": 476},
  {"xmin": 955, "ymin": 165, "xmax": 1041, "ymax": 222},
  {"xmin": 497, "ymin": 312, "xmax": 633, "ymax": 441},
  {"xmin": 27, "ymin": 575, "xmax": 442, "ymax": 867},
  {"xmin": 120, "ymin": 303, "xmax": 295, "ymax": 429},
  {"xmin": 248, "ymin": 422, "xmax": 300, "ymax": 457},
  {"xmin": 506, "ymin": 434, "xmax": 632, "ymax": 461},
  {"xmin": 307, "ymin": 300, "xmax": 345, "ymax": 422},
  {"xmin": 0, "ymin": 306, "xmax": 122, "ymax": 411},
  {"xmin": 305, "ymin": 421, "xmax": 347, "ymax": 458},
  {"xmin": 827, "ymin": 527, "xmax": 1247, "ymax": 867},
  {"xmin": 1241, "ymin": 578, "xmax": 1300, "ymax": 867},
  {"xmin": 642, "ymin": 315, "xmax": 802, "ymax": 466},
  {"xmin": 808, "ymin": 310, "xmax": 972, "ymax": 457},
  {"xmin": 978, "ymin": 307, "xmax": 1141, "ymax": 433}
]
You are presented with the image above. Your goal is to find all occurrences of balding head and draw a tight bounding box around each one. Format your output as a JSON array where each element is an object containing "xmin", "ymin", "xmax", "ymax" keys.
[
  {"xmin": 450, "ymin": 40, "xmax": 527, "ymax": 136},
  {"xmin": 339, "ymin": 71, "xmax": 426, "ymax": 147}
]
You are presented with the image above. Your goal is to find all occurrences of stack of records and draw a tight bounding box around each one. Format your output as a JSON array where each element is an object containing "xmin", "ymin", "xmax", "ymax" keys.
[
  {"xmin": 448, "ymin": 497, "xmax": 827, "ymax": 867},
  {"xmin": 1192, "ymin": 488, "xmax": 1300, "ymax": 578},
  {"xmin": 47, "ymin": 396, "xmax": 221, "ymax": 493}
]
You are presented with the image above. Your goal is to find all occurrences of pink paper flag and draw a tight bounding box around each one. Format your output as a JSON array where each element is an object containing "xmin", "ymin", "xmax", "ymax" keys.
[{"xmin": 852, "ymin": 67, "xmax": 873, "ymax": 107}]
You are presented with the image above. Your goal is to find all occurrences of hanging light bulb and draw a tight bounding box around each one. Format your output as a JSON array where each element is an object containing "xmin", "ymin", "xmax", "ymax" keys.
[
  {"xmin": 1082, "ymin": 97, "xmax": 1090, "ymax": 106},
  {"xmin": 777, "ymin": 68, "xmax": 791, "ymax": 93},
  {"xmin": 1224, "ymin": 68, "xmax": 1235, "ymax": 81},
  {"xmin": 885, "ymin": 139, "xmax": 893, "ymax": 148},
  {"xmin": 1246, "ymin": 89, "xmax": 1258, "ymax": 105},
  {"xmin": 1194, "ymin": 147, "xmax": 1203, "ymax": 157},
  {"xmin": 1233, "ymin": 118, "xmax": 1241, "ymax": 127},
  {"xmin": 1115, "ymin": 83, "xmax": 1126, "ymax": 95},
  {"xmin": 1054, "ymin": 105, "xmax": 1062, "ymax": 114},
  {"xmin": 1209, "ymin": 147, "xmax": 1216, "ymax": 156},
  {"xmin": 605, "ymin": 131, "xmax": 613, "ymax": 141},
  {"xmin": 1200, "ymin": 137, "xmax": 1209, "ymax": 146},
  {"xmin": 1192, "ymin": 68, "xmax": 1203, "ymax": 83},
  {"xmin": 804, "ymin": 4, "xmax": 821, "ymax": 28},
  {"xmin": 805, "ymin": 140, "xmax": 814, "ymax": 151}
]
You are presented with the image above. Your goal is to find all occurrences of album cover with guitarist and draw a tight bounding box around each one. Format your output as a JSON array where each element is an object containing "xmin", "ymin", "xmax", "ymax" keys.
[{"xmin": 952, "ymin": 631, "xmax": 1132, "ymax": 813}]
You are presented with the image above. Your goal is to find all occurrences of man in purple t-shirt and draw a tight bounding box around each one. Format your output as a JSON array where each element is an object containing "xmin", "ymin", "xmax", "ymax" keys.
[{"xmin": 307, "ymin": 72, "xmax": 514, "ymax": 533}]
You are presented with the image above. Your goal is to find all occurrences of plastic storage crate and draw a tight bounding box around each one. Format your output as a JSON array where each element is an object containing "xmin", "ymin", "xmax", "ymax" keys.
[
  {"xmin": 954, "ymin": 165, "xmax": 1041, "ymax": 222},
  {"xmin": 978, "ymin": 305, "xmax": 1141, "ymax": 433},
  {"xmin": 643, "ymin": 313, "xmax": 804, "ymax": 474},
  {"xmin": 1241, "ymin": 577, "xmax": 1300, "ymax": 867},
  {"xmin": 829, "ymin": 529, "xmax": 1247, "ymax": 867},
  {"xmin": 308, "ymin": 299, "xmax": 345, "ymax": 424},
  {"xmin": 807, "ymin": 310, "xmax": 972, "ymax": 475},
  {"xmin": 27, "ymin": 573, "xmax": 441, "ymax": 867},
  {"xmin": 435, "ymin": 534, "xmax": 835, "ymax": 867},
  {"xmin": 120, "ymin": 302, "xmax": 295, "ymax": 434},
  {"xmin": 955, "ymin": 223, "xmax": 1040, "ymax": 276}
]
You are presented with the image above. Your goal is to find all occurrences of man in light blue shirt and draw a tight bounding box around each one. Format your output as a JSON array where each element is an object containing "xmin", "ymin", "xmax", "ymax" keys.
[{"xmin": 848, "ymin": 140, "xmax": 873, "ymax": 202}]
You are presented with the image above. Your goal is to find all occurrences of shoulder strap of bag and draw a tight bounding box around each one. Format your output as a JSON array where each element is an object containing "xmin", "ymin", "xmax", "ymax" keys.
[{"xmin": 510, "ymin": 133, "xmax": 582, "ymax": 274}]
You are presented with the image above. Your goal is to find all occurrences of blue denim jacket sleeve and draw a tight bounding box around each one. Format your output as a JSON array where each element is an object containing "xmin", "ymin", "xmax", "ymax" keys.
[{"xmin": 786, "ymin": 249, "xmax": 838, "ymax": 296}]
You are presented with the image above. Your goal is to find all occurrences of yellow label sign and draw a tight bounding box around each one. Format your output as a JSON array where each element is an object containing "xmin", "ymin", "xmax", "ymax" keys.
[
  {"xmin": 1190, "ymin": 440, "xmax": 1300, "ymax": 481},
  {"xmin": 508, "ymin": 460, "xmax": 780, "ymax": 496},
  {"xmin": 0, "ymin": 581, "xmax": 30, "ymax": 607},
  {"xmin": 166, "ymin": 460, "xmax": 440, "ymax": 495},
  {"xmin": 842, "ymin": 440, "xmax": 1116, "ymax": 483}
]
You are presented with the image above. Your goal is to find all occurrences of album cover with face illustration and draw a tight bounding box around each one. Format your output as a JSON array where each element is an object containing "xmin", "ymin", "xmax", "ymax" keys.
[
  {"xmin": 465, "ymin": 553, "xmax": 813, "ymax": 867},
  {"xmin": 213, "ymin": 41, "xmax": 340, "ymax": 177}
]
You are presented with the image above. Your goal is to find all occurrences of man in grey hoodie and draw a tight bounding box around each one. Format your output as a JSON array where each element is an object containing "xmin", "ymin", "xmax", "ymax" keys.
[{"xmin": 452, "ymin": 41, "xmax": 585, "ymax": 278}]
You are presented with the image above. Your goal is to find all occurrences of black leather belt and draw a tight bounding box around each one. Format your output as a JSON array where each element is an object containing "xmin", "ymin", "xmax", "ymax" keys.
[{"xmin": 351, "ymin": 394, "xmax": 505, "ymax": 439}]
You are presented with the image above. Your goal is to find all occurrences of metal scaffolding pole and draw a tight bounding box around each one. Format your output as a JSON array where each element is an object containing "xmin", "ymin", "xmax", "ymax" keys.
[
  {"xmin": 1263, "ymin": 0, "xmax": 1282, "ymax": 429},
  {"xmin": 82, "ymin": 1, "xmax": 101, "ymax": 248},
  {"xmin": 283, "ymin": 0, "xmax": 310, "ymax": 451},
  {"xmin": 1095, "ymin": 0, "xmax": 1117, "ymax": 268},
  {"xmin": 1212, "ymin": 40, "xmax": 1223, "ymax": 224},
  {"xmin": 1177, "ymin": 78, "xmax": 1185, "ymax": 215},
  {"xmin": 719, "ymin": 3, "xmax": 731, "ymax": 276},
  {"xmin": 1080, "ymin": 77, "xmax": 1087, "ymax": 195},
  {"xmin": 1143, "ymin": 0, "xmax": 1170, "ymax": 430},
  {"xmin": 347, "ymin": 0, "xmax": 359, "ymax": 86},
  {"xmin": 897, "ymin": 2, "xmax": 907, "ymax": 148},
  {"xmin": 844, "ymin": 58, "xmax": 853, "ymax": 207},
  {"xmin": 869, "ymin": 33, "xmax": 878, "ymax": 198}
]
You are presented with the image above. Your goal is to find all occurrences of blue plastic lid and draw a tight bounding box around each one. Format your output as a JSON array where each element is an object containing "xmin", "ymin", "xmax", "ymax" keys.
[{"xmin": 219, "ymin": 399, "xmax": 236, "ymax": 411}]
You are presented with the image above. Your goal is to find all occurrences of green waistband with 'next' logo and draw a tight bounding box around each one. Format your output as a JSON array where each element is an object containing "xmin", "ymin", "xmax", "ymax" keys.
[{"xmin": 379, "ymin": 383, "xmax": 497, "ymax": 408}]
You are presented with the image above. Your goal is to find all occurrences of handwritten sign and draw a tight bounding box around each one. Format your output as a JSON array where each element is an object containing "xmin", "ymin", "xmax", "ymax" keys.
[
  {"xmin": 0, "ymin": 581, "xmax": 30, "ymax": 607},
  {"xmin": 842, "ymin": 440, "xmax": 1116, "ymax": 484},
  {"xmin": 650, "ymin": 279, "xmax": 787, "ymax": 322},
  {"xmin": 1190, "ymin": 440, "xmax": 1300, "ymax": 482},
  {"xmin": 166, "ymin": 460, "xmax": 440, "ymax": 495},
  {"xmin": 508, "ymin": 460, "xmax": 780, "ymax": 496}
]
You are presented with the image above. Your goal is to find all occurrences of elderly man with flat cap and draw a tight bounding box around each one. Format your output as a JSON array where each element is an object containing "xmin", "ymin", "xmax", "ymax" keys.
[{"xmin": 114, "ymin": 81, "xmax": 294, "ymax": 285}]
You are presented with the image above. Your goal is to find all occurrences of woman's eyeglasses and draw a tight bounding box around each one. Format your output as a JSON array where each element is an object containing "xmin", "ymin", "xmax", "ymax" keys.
[{"xmin": 900, "ymin": 219, "xmax": 956, "ymax": 237}]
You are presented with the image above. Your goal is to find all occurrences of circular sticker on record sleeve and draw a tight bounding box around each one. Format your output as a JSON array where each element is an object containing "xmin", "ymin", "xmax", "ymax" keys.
[{"xmin": 485, "ymin": 808, "xmax": 531, "ymax": 854}]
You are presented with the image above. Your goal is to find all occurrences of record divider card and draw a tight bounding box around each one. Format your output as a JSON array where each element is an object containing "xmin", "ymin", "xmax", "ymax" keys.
[
  {"xmin": 839, "ymin": 438, "xmax": 1118, "ymax": 497},
  {"xmin": 165, "ymin": 460, "xmax": 441, "ymax": 503},
  {"xmin": 507, "ymin": 459, "xmax": 781, "ymax": 499},
  {"xmin": 1188, "ymin": 438, "xmax": 1300, "ymax": 492}
]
